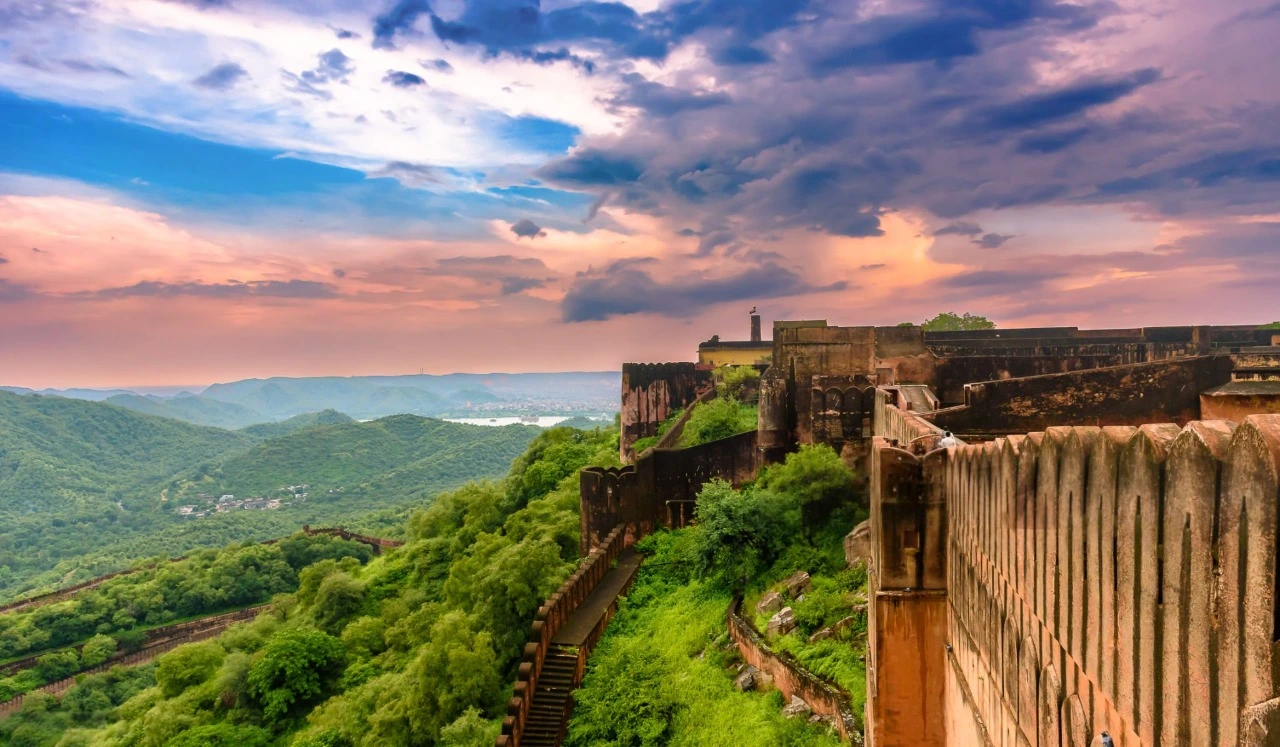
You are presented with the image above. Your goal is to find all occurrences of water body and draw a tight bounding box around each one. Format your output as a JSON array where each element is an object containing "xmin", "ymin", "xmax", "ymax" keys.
[{"xmin": 443, "ymin": 416, "xmax": 573, "ymax": 427}]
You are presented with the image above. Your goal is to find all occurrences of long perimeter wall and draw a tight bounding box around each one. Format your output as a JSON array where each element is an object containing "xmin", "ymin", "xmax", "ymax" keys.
[{"xmin": 942, "ymin": 415, "xmax": 1280, "ymax": 746}]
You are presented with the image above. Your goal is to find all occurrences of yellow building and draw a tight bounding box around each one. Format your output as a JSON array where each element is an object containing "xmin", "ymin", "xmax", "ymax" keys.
[{"xmin": 696, "ymin": 314, "xmax": 773, "ymax": 367}]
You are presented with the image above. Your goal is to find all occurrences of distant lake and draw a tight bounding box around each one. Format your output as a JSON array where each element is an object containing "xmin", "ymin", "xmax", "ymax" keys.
[{"xmin": 444, "ymin": 416, "xmax": 574, "ymax": 427}]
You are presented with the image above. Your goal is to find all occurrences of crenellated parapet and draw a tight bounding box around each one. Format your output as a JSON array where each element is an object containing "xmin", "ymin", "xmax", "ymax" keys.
[
  {"xmin": 939, "ymin": 414, "xmax": 1280, "ymax": 746},
  {"xmin": 619, "ymin": 362, "xmax": 700, "ymax": 463}
]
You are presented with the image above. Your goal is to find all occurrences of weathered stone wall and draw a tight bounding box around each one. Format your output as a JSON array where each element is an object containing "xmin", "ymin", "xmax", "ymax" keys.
[
  {"xmin": 619, "ymin": 362, "xmax": 700, "ymax": 463},
  {"xmin": 580, "ymin": 430, "xmax": 760, "ymax": 553},
  {"xmin": 727, "ymin": 596, "xmax": 863, "ymax": 743},
  {"xmin": 941, "ymin": 415, "xmax": 1280, "ymax": 746},
  {"xmin": 931, "ymin": 356, "xmax": 1234, "ymax": 440}
]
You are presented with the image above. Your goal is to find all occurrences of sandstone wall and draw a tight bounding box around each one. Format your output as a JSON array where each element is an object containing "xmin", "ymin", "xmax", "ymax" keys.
[
  {"xmin": 619, "ymin": 362, "xmax": 700, "ymax": 463},
  {"xmin": 942, "ymin": 415, "xmax": 1280, "ymax": 746},
  {"xmin": 931, "ymin": 356, "xmax": 1234, "ymax": 440}
]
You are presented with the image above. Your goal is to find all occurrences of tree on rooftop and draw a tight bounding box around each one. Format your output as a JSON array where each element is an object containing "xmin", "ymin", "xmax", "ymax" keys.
[
  {"xmin": 921, "ymin": 312, "xmax": 996, "ymax": 331},
  {"xmin": 1263, "ymin": 321, "xmax": 1280, "ymax": 329}
]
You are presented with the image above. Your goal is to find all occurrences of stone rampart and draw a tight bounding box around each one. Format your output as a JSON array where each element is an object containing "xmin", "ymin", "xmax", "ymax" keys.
[
  {"xmin": 931, "ymin": 356, "xmax": 1234, "ymax": 440},
  {"xmin": 580, "ymin": 429, "xmax": 759, "ymax": 553},
  {"xmin": 941, "ymin": 415, "xmax": 1280, "ymax": 746},
  {"xmin": 620, "ymin": 362, "xmax": 700, "ymax": 463},
  {"xmin": 727, "ymin": 596, "xmax": 863, "ymax": 743},
  {"xmin": 497, "ymin": 525, "xmax": 626, "ymax": 746}
]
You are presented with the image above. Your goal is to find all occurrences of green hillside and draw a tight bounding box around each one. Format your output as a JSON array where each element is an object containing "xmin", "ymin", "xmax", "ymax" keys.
[
  {"xmin": 0, "ymin": 392, "xmax": 540, "ymax": 601},
  {"xmin": 239, "ymin": 410, "xmax": 355, "ymax": 439}
]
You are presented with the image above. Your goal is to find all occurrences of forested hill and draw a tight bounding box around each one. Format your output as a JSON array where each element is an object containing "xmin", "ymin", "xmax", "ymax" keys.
[
  {"xmin": 239, "ymin": 410, "xmax": 355, "ymax": 439},
  {"xmin": 0, "ymin": 390, "xmax": 252, "ymax": 516},
  {"xmin": 0, "ymin": 391, "xmax": 541, "ymax": 601}
]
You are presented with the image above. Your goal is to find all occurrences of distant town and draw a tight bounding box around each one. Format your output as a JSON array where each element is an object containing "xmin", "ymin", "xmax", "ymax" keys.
[{"xmin": 174, "ymin": 484, "xmax": 328, "ymax": 518}]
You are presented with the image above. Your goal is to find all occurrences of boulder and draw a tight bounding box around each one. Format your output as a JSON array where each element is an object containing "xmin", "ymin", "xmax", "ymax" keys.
[
  {"xmin": 809, "ymin": 614, "xmax": 858, "ymax": 643},
  {"xmin": 756, "ymin": 591, "xmax": 784, "ymax": 615},
  {"xmin": 844, "ymin": 519, "xmax": 871, "ymax": 568},
  {"xmin": 782, "ymin": 696, "xmax": 813, "ymax": 720},
  {"xmin": 734, "ymin": 665, "xmax": 759, "ymax": 692},
  {"xmin": 781, "ymin": 571, "xmax": 812, "ymax": 598},
  {"xmin": 766, "ymin": 607, "xmax": 796, "ymax": 637}
]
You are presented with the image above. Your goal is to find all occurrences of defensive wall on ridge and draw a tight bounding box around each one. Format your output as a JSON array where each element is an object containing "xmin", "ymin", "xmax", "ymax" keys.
[
  {"xmin": 866, "ymin": 398, "xmax": 1280, "ymax": 746},
  {"xmin": 618, "ymin": 362, "xmax": 701, "ymax": 463}
]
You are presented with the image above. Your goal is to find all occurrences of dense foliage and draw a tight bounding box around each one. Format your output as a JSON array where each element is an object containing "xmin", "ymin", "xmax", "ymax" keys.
[
  {"xmin": 239, "ymin": 411, "xmax": 355, "ymax": 439},
  {"xmin": 712, "ymin": 365, "xmax": 760, "ymax": 401},
  {"xmin": 0, "ymin": 534, "xmax": 372, "ymax": 701},
  {"xmin": 679, "ymin": 399, "xmax": 757, "ymax": 448},
  {"xmin": 566, "ymin": 445, "xmax": 867, "ymax": 745},
  {"xmin": 565, "ymin": 447, "xmax": 865, "ymax": 741},
  {"xmin": 918, "ymin": 312, "xmax": 996, "ymax": 331},
  {"xmin": 4, "ymin": 424, "xmax": 620, "ymax": 746},
  {"xmin": 629, "ymin": 408, "xmax": 684, "ymax": 454},
  {"xmin": 0, "ymin": 393, "xmax": 539, "ymax": 600}
]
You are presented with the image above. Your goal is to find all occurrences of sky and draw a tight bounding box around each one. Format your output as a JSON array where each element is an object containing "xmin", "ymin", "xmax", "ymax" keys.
[{"xmin": 0, "ymin": 0, "xmax": 1277, "ymax": 388}]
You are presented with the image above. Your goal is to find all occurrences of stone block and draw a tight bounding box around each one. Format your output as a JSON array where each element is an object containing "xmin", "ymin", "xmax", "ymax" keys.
[
  {"xmin": 844, "ymin": 520, "xmax": 871, "ymax": 568},
  {"xmin": 756, "ymin": 591, "xmax": 784, "ymax": 615},
  {"xmin": 782, "ymin": 696, "xmax": 812, "ymax": 720},
  {"xmin": 781, "ymin": 571, "xmax": 812, "ymax": 598},
  {"xmin": 766, "ymin": 607, "xmax": 796, "ymax": 637},
  {"xmin": 733, "ymin": 665, "xmax": 758, "ymax": 692}
]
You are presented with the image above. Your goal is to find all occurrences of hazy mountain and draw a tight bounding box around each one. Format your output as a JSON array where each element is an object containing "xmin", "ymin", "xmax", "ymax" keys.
[
  {"xmin": 104, "ymin": 392, "xmax": 266, "ymax": 429},
  {"xmin": 239, "ymin": 409, "xmax": 355, "ymax": 438}
]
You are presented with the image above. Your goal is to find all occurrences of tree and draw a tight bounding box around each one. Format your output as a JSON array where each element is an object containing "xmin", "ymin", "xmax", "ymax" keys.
[
  {"xmin": 439, "ymin": 707, "xmax": 500, "ymax": 746},
  {"xmin": 247, "ymin": 626, "xmax": 346, "ymax": 722},
  {"xmin": 163, "ymin": 723, "xmax": 273, "ymax": 747},
  {"xmin": 155, "ymin": 640, "xmax": 224, "ymax": 697},
  {"xmin": 79, "ymin": 633, "xmax": 117, "ymax": 668},
  {"xmin": 690, "ymin": 480, "xmax": 794, "ymax": 587},
  {"xmin": 920, "ymin": 312, "xmax": 996, "ymax": 331},
  {"xmin": 402, "ymin": 611, "xmax": 504, "ymax": 742},
  {"xmin": 1263, "ymin": 321, "xmax": 1280, "ymax": 329},
  {"xmin": 679, "ymin": 398, "xmax": 756, "ymax": 447},
  {"xmin": 312, "ymin": 572, "xmax": 366, "ymax": 635},
  {"xmin": 755, "ymin": 444, "xmax": 860, "ymax": 527}
]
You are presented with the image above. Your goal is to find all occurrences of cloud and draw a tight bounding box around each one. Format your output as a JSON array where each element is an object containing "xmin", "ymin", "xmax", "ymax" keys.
[
  {"xmin": 973, "ymin": 233, "xmax": 1015, "ymax": 249},
  {"xmin": 193, "ymin": 62, "xmax": 249, "ymax": 91},
  {"xmin": 306, "ymin": 49, "xmax": 355, "ymax": 84},
  {"xmin": 368, "ymin": 161, "xmax": 439, "ymax": 188},
  {"xmin": 615, "ymin": 73, "xmax": 732, "ymax": 116},
  {"xmin": 332, "ymin": 268, "xmax": 346, "ymax": 278},
  {"xmin": 934, "ymin": 221, "xmax": 983, "ymax": 237},
  {"xmin": 373, "ymin": 0, "xmax": 434, "ymax": 49},
  {"xmin": 940, "ymin": 269, "xmax": 1065, "ymax": 290},
  {"xmin": 969, "ymin": 68, "xmax": 1161, "ymax": 133},
  {"xmin": 421, "ymin": 58, "xmax": 453, "ymax": 73},
  {"xmin": 59, "ymin": 59, "xmax": 131, "ymax": 77},
  {"xmin": 0, "ymin": 278, "xmax": 32, "ymax": 303},
  {"xmin": 561, "ymin": 260, "xmax": 847, "ymax": 322},
  {"xmin": 0, "ymin": 255, "xmax": 7, "ymax": 264},
  {"xmin": 537, "ymin": 150, "xmax": 644, "ymax": 187},
  {"xmin": 383, "ymin": 70, "xmax": 426, "ymax": 88},
  {"xmin": 510, "ymin": 219, "xmax": 546, "ymax": 238},
  {"xmin": 500, "ymin": 276, "xmax": 545, "ymax": 294},
  {"xmin": 333, "ymin": 28, "xmax": 360, "ymax": 40},
  {"xmin": 79, "ymin": 279, "xmax": 339, "ymax": 300},
  {"xmin": 859, "ymin": 263, "xmax": 885, "ymax": 270}
]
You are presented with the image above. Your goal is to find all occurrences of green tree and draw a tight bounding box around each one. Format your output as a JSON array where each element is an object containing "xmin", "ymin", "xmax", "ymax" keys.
[
  {"xmin": 247, "ymin": 626, "xmax": 346, "ymax": 722},
  {"xmin": 756, "ymin": 444, "xmax": 859, "ymax": 527},
  {"xmin": 680, "ymin": 398, "xmax": 757, "ymax": 447},
  {"xmin": 312, "ymin": 572, "xmax": 366, "ymax": 635},
  {"xmin": 1263, "ymin": 321, "xmax": 1280, "ymax": 329},
  {"xmin": 402, "ymin": 611, "xmax": 503, "ymax": 742},
  {"xmin": 920, "ymin": 312, "xmax": 996, "ymax": 331},
  {"xmin": 713, "ymin": 365, "xmax": 760, "ymax": 400},
  {"xmin": 439, "ymin": 707, "xmax": 500, "ymax": 746},
  {"xmin": 155, "ymin": 640, "xmax": 224, "ymax": 697},
  {"xmin": 79, "ymin": 633, "xmax": 117, "ymax": 668},
  {"xmin": 34, "ymin": 650, "xmax": 79, "ymax": 682},
  {"xmin": 164, "ymin": 723, "xmax": 274, "ymax": 747},
  {"xmin": 690, "ymin": 480, "xmax": 794, "ymax": 587}
]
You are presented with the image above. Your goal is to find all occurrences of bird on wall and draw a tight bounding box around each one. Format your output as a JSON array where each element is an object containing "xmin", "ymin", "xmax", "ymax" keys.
[{"xmin": 748, "ymin": 306, "xmax": 757, "ymax": 315}]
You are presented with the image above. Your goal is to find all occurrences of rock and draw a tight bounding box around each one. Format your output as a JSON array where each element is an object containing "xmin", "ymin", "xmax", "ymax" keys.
[
  {"xmin": 781, "ymin": 571, "xmax": 812, "ymax": 598},
  {"xmin": 734, "ymin": 666, "xmax": 759, "ymax": 692},
  {"xmin": 782, "ymin": 695, "xmax": 813, "ymax": 719},
  {"xmin": 808, "ymin": 626, "xmax": 834, "ymax": 643},
  {"xmin": 766, "ymin": 607, "xmax": 796, "ymax": 637},
  {"xmin": 844, "ymin": 520, "xmax": 871, "ymax": 568},
  {"xmin": 756, "ymin": 591, "xmax": 784, "ymax": 615},
  {"xmin": 809, "ymin": 713, "xmax": 837, "ymax": 729}
]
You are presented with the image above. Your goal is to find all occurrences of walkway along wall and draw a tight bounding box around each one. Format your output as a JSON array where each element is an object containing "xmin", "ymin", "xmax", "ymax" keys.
[
  {"xmin": 619, "ymin": 363, "xmax": 700, "ymax": 463},
  {"xmin": 496, "ymin": 525, "xmax": 630, "ymax": 747},
  {"xmin": 939, "ymin": 414, "xmax": 1280, "ymax": 746}
]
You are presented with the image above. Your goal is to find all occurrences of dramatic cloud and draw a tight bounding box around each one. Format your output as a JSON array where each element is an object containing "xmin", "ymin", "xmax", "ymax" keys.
[
  {"xmin": 561, "ymin": 260, "xmax": 847, "ymax": 322},
  {"xmin": 192, "ymin": 62, "xmax": 249, "ymax": 91},
  {"xmin": 373, "ymin": 0, "xmax": 434, "ymax": 49},
  {"xmin": 509, "ymin": 219, "xmax": 546, "ymax": 239},
  {"xmin": 383, "ymin": 70, "xmax": 426, "ymax": 87}
]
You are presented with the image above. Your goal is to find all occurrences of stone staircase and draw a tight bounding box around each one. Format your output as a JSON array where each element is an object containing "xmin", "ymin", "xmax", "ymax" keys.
[{"xmin": 517, "ymin": 645, "xmax": 579, "ymax": 746}]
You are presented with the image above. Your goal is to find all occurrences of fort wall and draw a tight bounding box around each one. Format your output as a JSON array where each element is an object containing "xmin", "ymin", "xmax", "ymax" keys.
[
  {"xmin": 939, "ymin": 414, "xmax": 1280, "ymax": 746},
  {"xmin": 619, "ymin": 362, "xmax": 700, "ymax": 463},
  {"xmin": 930, "ymin": 356, "xmax": 1234, "ymax": 440}
]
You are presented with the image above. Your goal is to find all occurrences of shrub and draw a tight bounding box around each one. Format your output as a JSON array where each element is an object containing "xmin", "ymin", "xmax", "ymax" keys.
[
  {"xmin": 247, "ymin": 627, "xmax": 346, "ymax": 722},
  {"xmin": 714, "ymin": 365, "xmax": 760, "ymax": 400},
  {"xmin": 680, "ymin": 398, "xmax": 757, "ymax": 447}
]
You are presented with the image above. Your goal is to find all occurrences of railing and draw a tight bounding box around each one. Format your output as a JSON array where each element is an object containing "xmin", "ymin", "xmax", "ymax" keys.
[
  {"xmin": 726, "ymin": 596, "xmax": 863, "ymax": 743},
  {"xmin": 496, "ymin": 524, "xmax": 627, "ymax": 747},
  {"xmin": 873, "ymin": 388, "xmax": 946, "ymax": 447}
]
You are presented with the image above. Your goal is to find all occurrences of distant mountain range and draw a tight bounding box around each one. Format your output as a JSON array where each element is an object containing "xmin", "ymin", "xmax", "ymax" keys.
[{"xmin": 0, "ymin": 371, "xmax": 620, "ymax": 429}]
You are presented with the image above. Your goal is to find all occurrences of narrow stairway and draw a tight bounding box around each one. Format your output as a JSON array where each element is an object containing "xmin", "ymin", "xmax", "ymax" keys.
[{"xmin": 519, "ymin": 645, "xmax": 579, "ymax": 747}]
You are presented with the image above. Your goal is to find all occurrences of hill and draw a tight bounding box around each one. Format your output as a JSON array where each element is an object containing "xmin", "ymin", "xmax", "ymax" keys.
[
  {"xmin": 0, "ymin": 392, "xmax": 541, "ymax": 601},
  {"xmin": 239, "ymin": 409, "xmax": 355, "ymax": 439},
  {"xmin": 103, "ymin": 392, "xmax": 265, "ymax": 429}
]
